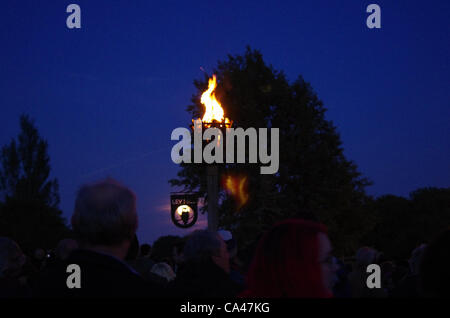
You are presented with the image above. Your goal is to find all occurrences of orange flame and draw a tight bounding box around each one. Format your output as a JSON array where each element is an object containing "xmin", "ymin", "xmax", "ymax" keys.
[
  {"xmin": 201, "ymin": 75, "xmax": 226, "ymax": 123},
  {"xmin": 223, "ymin": 175, "xmax": 249, "ymax": 211}
]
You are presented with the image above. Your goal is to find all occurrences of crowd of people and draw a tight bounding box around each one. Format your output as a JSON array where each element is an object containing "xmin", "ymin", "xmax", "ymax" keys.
[{"xmin": 0, "ymin": 179, "xmax": 449, "ymax": 298}]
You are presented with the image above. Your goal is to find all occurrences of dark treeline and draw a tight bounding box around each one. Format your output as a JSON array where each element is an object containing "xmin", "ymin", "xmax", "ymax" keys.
[{"xmin": 0, "ymin": 115, "xmax": 70, "ymax": 254}]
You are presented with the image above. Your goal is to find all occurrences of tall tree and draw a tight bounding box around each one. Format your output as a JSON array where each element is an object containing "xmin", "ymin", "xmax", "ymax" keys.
[
  {"xmin": 0, "ymin": 115, "xmax": 69, "ymax": 252},
  {"xmin": 170, "ymin": 47, "xmax": 372, "ymax": 255}
]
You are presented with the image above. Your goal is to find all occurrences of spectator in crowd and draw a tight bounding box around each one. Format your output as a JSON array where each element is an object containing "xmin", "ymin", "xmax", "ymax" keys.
[
  {"xmin": 33, "ymin": 179, "xmax": 161, "ymax": 297},
  {"xmin": 172, "ymin": 237, "xmax": 186, "ymax": 274},
  {"xmin": 126, "ymin": 236, "xmax": 167, "ymax": 286},
  {"xmin": 348, "ymin": 247, "xmax": 387, "ymax": 298},
  {"xmin": 128, "ymin": 241, "xmax": 154, "ymax": 275},
  {"xmin": 218, "ymin": 230, "xmax": 245, "ymax": 291},
  {"xmin": 391, "ymin": 259, "xmax": 409, "ymax": 287},
  {"xmin": 240, "ymin": 219, "xmax": 337, "ymax": 298},
  {"xmin": 140, "ymin": 244, "xmax": 152, "ymax": 258},
  {"xmin": 168, "ymin": 229, "xmax": 240, "ymax": 297},
  {"xmin": 332, "ymin": 257, "xmax": 352, "ymax": 298},
  {"xmin": 392, "ymin": 244, "xmax": 426, "ymax": 297},
  {"xmin": 380, "ymin": 261, "xmax": 395, "ymax": 295},
  {"xmin": 420, "ymin": 227, "xmax": 450, "ymax": 297},
  {"xmin": 151, "ymin": 262, "xmax": 176, "ymax": 282},
  {"xmin": 28, "ymin": 238, "xmax": 79, "ymax": 291},
  {"xmin": 375, "ymin": 251, "xmax": 387, "ymax": 265},
  {"xmin": 409, "ymin": 245, "xmax": 427, "ymax": 277},
  {"xmin": 0, "ymin": 237, "xmax": 30, "ymax": 297}
]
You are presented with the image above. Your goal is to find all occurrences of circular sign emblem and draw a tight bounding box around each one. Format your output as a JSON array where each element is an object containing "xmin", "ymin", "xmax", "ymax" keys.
[
  {"xmin": 171, "ymin": 204, "xmax": 197, "ymax": 228},
  {"xmin": 170, "ymin": 193, "xmax": 198, "ymax": 228}
]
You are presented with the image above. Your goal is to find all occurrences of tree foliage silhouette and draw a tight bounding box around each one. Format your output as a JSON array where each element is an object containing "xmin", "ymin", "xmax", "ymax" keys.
[
  {"xmin": 362, "ymin": 187, "xmax": 450, "ymax": 260},
  {"xmin": 0, "ymin": 115, "xmax": 69, "ymax": 252},
  {"xmin": 170, "ymin": 47, "xmax": 373, "ymax": 255}
]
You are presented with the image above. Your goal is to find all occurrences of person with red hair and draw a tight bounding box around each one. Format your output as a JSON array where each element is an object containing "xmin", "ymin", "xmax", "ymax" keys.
[{"xmin": 240, "ymin": 219, "xmax": 337, "ymax": 298}]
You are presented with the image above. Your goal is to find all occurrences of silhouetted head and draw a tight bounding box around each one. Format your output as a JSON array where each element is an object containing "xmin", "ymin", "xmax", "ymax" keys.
[
  {"xmin": 420, "ymin": 227, "xmax": 450, "ymax": 297},
  {"xmin": 172, "ymin": 238, "xmax": 186, "ymax": 264},
  {"xmin": 140, "ymin": 243, "xmax": 151, "ymax": 257},
  {"xmin": 183, "ymin": 230, "xmax": 230, "ymax": 273},
  {"xmin": 71, "ymin": 179, "xmax": 138, "ymax": 259},
  {"xmin": 242, "ymin": 219, "xmax": 336, "ymax": 298}
]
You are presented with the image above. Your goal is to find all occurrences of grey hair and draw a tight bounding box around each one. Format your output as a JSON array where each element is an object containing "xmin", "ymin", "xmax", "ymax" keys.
[
  {"xmin": 183, "ymin": 230, "xmax": 223, "ymax": 263},
  {"xmin": 72, "ymin": 179, "xmax": 138, "ymax": 246}
]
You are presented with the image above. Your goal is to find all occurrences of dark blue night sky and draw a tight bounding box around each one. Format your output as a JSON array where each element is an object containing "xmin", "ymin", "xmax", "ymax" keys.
[{"xmin": 1, "ymin": 1, "xmax": 449, "ymax": 244}]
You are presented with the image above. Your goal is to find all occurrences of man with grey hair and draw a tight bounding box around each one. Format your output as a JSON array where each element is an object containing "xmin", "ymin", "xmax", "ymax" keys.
[
  {"xmin": 33, "ymin": 179, "xmax": 160, "ymax": 297},
  {"xmin": 71, "ymin": 179, "xmax": 138, "ymax": 258},
  {"xmin": 168, "ymin": 229, "xmax": 239, "ymax": 297}
]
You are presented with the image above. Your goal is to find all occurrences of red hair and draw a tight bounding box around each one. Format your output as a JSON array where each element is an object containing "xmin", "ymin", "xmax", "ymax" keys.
[{"xmin": 240, "ymin": 219, "xmax": 332, "ymax": 298}]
